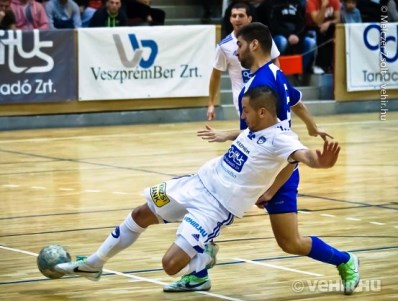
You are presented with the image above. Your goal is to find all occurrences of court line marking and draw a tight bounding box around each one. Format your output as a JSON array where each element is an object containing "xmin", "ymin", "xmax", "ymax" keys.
[
  {"xmin": 2, "ymin": 184, "xmax": 20, "ymax": 188},
  {"xmin": 0, "ymin": 245, "xmax": 245, "ymax": 301},
  {"xmin": 320, "ymin": 214, "xmax": 336, "ymax": 218},
  {"xmin": 233, "ymin": 257, "xmax": 323, "ymax": 277},
  {"xmin": 369, "ymin": 222, "xmax": 385, "ymax": 226},
  {"xmin": 31, "ymin": 186, "xmax": 46, "ymax": 190}
]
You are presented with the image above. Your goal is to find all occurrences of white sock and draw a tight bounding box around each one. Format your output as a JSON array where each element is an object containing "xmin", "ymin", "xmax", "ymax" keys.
[
  {"xmin": 86, "ymin": 213, "xmax": 145, "ymax": 268},
  {"xmin": 175, "ymin": 253, "xmax": 211, "ymax": 277}
]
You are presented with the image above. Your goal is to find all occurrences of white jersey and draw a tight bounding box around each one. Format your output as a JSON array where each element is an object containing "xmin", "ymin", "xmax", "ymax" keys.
[
  {"xmin": 198, "ymin": 120, "xmax": 306, "ymax": 218},
  {"xmin": 213, "ymin": 31, "xmax": 280, "ymax": 115}
]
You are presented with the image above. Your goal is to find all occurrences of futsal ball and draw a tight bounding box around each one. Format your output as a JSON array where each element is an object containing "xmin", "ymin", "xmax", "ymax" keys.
[{"xmin": 37, "ymin": 244, "xmax": 72, "ymax": 279}]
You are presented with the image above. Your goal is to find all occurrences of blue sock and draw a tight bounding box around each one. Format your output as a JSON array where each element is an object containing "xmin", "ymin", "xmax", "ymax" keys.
[
  {"xmin": 191, "ymin": 269, "xmax": 208, "ymax": 278},
  {"xmin": 308, "ymin": 236, "xmax": 350, "ymax": 266}
]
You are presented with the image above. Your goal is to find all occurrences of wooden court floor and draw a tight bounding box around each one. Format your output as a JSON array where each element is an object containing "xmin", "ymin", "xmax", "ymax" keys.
[{"xmin": 0, "ymin": 112, "xmax": 397, "ymax": 301}]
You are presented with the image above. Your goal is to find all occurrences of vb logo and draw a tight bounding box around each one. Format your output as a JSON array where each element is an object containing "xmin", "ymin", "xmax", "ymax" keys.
[
  {"xmin": 363, "ymin": 24, "xmax": 398, "ymax": 63},
  {"xmin": 0, "ymin": 30, "xmax": 54, "ymax": 73},
  {"xmin": 113, "ymin": 33, "xmax": 158, "ymax": 68}
]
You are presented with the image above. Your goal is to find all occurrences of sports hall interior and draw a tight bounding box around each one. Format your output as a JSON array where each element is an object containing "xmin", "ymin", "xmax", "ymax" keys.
[{"xmin": 1, "ymin": 1, "xmax": 397, "ymax": 300}]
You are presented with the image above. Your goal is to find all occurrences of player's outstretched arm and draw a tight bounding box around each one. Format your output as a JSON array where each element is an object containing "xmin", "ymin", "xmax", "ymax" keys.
[
  {"xmin": 290, "ymin": 141, "xmax": 340, "ymax": 169},
  {"xmin": 197, "ymin": 125, "xmax": 240, "ymax": 142},
  {"xmin": 291, "ymin": 101, "xmax": 333, "ymax": 141}
]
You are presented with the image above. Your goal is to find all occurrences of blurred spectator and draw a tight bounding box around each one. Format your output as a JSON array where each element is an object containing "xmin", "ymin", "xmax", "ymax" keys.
[
  {"xmin": 340, "ymin": 0, "xmax": 362, "ymax": 23},
  {"xmin": 221, "ymin": 0, "xmax": 260, "ymax": 38},
  {"xmin": 10, "ymin": 0, "xmax": 49, "ymax": 29},
  {"xmin": 356, "ymin": 0, "xmax": 379, "ymax": 22},
  {"xmin": 45, "ymin": 0, "xmax": 81, "ymax": 28},
  {"xmin": 256, "ymin": 0, "xmax": 316, "ymax": 75},
  {"xmin": 124, "ymin": 0, "xmax": 165, "ymax": 26},
  {"xmin": 0, "ymin": 0, "xmax": 16, "ymax": 29},
  {"xmin": 201, "ymin": 0, "xmax": 212, "ymax": 23},
  {"xmin": 387, "ymin": 0, "xmax": 398, "ymax": 21},
  {"xmin": 77, "ymin": 0, "xmax": 104, "ymax": 27},
  {"xmin": 306, "ymin": 0, "xmax": 340, "ymax": 74},
  {"xmin": 89, "ymin": 0, "xmax": 126, "ymax": 26}
]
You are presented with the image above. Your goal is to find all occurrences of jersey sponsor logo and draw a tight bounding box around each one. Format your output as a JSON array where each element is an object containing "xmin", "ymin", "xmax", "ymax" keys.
[
  {"xmin": 223, "ymin": 144, "xmax": 248, "ymax": 172},
  {"xmin": 150, "ymin": 182, "xmax": 170, "ymax": 207},
  {"xmin": 277, "ymin": 125, "xmax": 289, "ymax": 132},
  {"xmin": 241, "ymin": 69, "xmax": 252, "ymax": 83},
  {"xmin": 257, "ymin": 136, "xmax": 267, "ymax": 144},
  {"xmin": 113, "ymin": 33, "xmax": 158, "ymax": 68},
  {"xmin": 247, "ymin": 131, "xmax": 255, "ymax": 140},
  {"xmin": 183, "ymin": 216, "xmax": 208, "ymax": 237}
]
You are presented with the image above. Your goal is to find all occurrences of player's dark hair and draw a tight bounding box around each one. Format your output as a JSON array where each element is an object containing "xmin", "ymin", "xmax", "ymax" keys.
[
  {"xmin": 236, "ymin": 22, "xmax": 272, "ymax": 54},
  {"xmin": 244, "ymin": 86, "xmax": 278, "ymax": 115},
  {"xmin": 231, "ymin": 2, "xmax": 252, "ymax": 17}
]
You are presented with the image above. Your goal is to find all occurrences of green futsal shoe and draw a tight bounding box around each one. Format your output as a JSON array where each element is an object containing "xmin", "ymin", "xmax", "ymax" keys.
[
  {"xmin": 163, "ymin": 274, "xmax": 211, "ymax": 292},
  {"xmin": 337, "ymin": 253, "xmax": 360, "ymax": 295}
]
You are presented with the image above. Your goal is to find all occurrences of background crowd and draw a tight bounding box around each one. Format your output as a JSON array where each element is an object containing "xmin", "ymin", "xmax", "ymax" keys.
[{"xmin": 0, "ymin": 0, "xmax": 396, "ymax": 76}]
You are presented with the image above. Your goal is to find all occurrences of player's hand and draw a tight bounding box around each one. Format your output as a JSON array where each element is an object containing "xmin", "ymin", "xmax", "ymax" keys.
[
  {"xmin": 197, "ymin": 125, "xmax": 228, "ymax": 142},
  {"xmin": 255, "ymin": 191, "xmax": 273, "ymax": 209},
  {"xmin": 308, "ymin": 127, "xmax": 333, "ymax": 141},
  {"xmin": 316, "ymin": 140, "xmax": 340, "ymax": 168},
  {"xmin": 207, "ymin": 105, "xmax": 215, "ymax": 121}
]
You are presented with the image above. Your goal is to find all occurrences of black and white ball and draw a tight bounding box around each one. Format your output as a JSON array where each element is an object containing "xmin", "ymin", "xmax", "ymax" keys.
[{"xmin": 37, "ymin": 244, "xmax": 71, "ymax": 279}]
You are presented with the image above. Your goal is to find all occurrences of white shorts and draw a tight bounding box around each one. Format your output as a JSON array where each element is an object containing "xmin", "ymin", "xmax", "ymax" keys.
[{"xmin": 144, "ymin": 174, "xmax": 234, "ymax": 252}]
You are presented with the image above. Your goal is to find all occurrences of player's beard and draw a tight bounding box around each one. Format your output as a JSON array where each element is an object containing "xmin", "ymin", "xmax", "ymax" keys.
[{"xmin": 239, "ymin": 50, "xmax": 254, "ymax": 70}]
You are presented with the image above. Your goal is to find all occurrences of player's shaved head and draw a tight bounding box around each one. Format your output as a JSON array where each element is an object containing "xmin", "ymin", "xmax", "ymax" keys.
[{"xmin": 243, "ymin": 86, "xmax": 278, "ymax": 116}]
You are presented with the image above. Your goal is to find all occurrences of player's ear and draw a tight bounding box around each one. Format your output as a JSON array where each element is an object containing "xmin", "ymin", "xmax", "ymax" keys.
[
  {"xmin": 259, "ymin": 107, "xmax": 268, "ymax": 118},
  {"xmin": 251, "ymin": 39, "xmax": 260, "ymax": 51}
]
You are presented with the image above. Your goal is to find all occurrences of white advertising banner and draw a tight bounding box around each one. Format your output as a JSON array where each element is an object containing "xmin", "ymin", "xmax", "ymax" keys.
[
  {"xmin": 345, "ymin": 22, "xmax": 398, "ymax": 92},
  {"xmin": 78, "ymin": 26, "xmax": 215, "ymax": 101}
]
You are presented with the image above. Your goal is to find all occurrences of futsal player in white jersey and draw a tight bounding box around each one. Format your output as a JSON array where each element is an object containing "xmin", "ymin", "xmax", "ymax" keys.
[
  {"xmin": 170, "ymin": 22, "xmax": 359, "ymax": 295},
  {"xmin": 55, "ymin": 86, "xmax": 340, "ymax": 294},
  {"xmin": 207, "ymin": 1, "xmax": 280, "ymax": 121}
]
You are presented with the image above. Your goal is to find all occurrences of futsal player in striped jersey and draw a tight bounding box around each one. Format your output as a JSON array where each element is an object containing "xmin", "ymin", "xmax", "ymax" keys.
[
  {"xmin": 54, "ymin": 86, "xmax": 341, "ymax": 290},
  {"xmin": 206, "ymin": 1, "xmax": 280, "ymax": 121},
  {"xmin": 165, "ymin": 23, "xmax": 360, "ymax": 295}
]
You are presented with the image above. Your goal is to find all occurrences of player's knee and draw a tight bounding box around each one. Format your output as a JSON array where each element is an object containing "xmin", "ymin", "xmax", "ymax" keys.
[
  {"xmin": 276, "ymin": 237, "xmax": 303, "ymax": 255},
  {"xmin": 131, "ymin": 204, "xmax": 158, "ymax": 228},
  {"xmin": 162, "ymin": 254, "xmax": 182, "ymax": 276}
]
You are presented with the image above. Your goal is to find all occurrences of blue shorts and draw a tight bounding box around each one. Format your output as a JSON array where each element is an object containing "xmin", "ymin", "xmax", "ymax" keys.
[{"xmin": 264, "ymin": 168, "xmax": 299, "ymax": 214}]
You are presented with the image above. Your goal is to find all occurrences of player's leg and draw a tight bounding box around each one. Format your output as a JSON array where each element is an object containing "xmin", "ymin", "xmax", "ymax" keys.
[
  {"xmin": 163, "ymin": 177, "xmax": 232, "ymax": 292},
  {"xmin": 55, "ymin": 177, "xmax": 191, "ymax": 281},
  {"xmin": 269, "ymin": 212, "xmax": 360, "ymax": 294},
  {"xmin": 55, "ymin": 204, "xmax": 159, "ymax": 280},
  {"xmin": 162, "ymin": 237, "xmax": 218, "ymax": 276},
  {"xmin": 163, "ymin": 236, "xmax": 219, "ymax": 292},
  {"xmin": 267, "ymin": 169, "xmax": 360, "ymax": 295}
]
